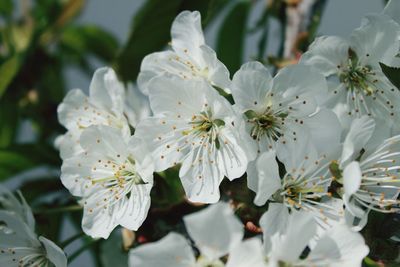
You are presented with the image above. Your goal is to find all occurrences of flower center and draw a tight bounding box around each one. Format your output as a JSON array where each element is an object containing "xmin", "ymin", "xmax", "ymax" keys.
[
  {"xmin": 91, "ymin": 157, "xmax": 145, "ymax": 189},
  {"xmin": 338, "ymin": 49, "xmax": 376, "ymax": 96},
  {"xmin": 182, "ymin": 109, "xmax": 225, "ymax": 148},
  {"xmin": 273, "ymin": 174, "xmax": 328, "ymax": 209},
  {"xmin": 245, "ymin": 109, "xmax": 286, "ymax": 141}
]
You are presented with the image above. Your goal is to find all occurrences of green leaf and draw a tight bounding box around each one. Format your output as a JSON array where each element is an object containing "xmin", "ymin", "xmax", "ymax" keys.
[
  {"xmin": 380, "ymin": 63, "xmax": 400, "ymax": 89},
  {"xmin": 60, "ymin": 25, "xmax": 119, "ymax": 63},
  {"xmin": 216, "ymin": 0, "xmax": 251, "ymax": 74},
  {"xmin": 0, "ymin": 143, "xmax": 61, "ymax": 181},
  {"xmin": 0, "ymin": 0, "xmax": 13, "ymax": 17},
  {"xmin": 0, "ymin": 150, "xmax": 35, "ymax": 181},
  {"xmin": 0, "ymin": 55, "xmax": 20, "ymax": 98},
  {"xmin": 179, "ymin": 0, "xmax": 229, "ymax": 26},
  {"xmin": 100, "ymin": 229, "xmax": 128, "ymax": 267},
  {"xmin": 0, "ymin": 99, "xmax": 18, "ymax": 148},
  {"xmin": 115, "ymin": 0, "xmax": 184, "ymax": 82}
]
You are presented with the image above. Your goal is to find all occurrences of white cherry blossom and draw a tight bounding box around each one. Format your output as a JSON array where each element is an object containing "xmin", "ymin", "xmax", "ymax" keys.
[
  {"xmin": 301, "ymin": 14, "xmax": 400, "ymax": 127},
  {"xmin": 0, "ymin": 185, "xmax": 67, "ymax": 267},
  {"xmin": 60, "ymin": 125, "xmax": 153, "ymax": 239},
  {"xmin": 138, "ymin": 11, "xmax": 231, "ymax": 95},
  {"xmin": 135, "ymin": 75, "xmax": 250, "ymax": 203},
  {"xmin": 327, "ymin": 116, "xmax": 400, "ymax": 228},
  {"xmin": 248, "ymin": 138, "xmax": 345, "ymax": 230},
  {"xmin": 231, "ymin": 61, "xmax": 341, "ymax": 158}
]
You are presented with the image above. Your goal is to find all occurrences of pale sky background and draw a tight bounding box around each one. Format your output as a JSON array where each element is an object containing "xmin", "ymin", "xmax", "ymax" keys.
[{"xmin": 13, "ymin": 0, "xmax": 388, "ymax": 266}]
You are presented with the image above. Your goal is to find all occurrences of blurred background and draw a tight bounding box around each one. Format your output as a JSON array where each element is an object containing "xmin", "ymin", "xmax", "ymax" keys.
[{"xmin": 0, "ymin": 0, "xmax": 393, "ymax": 266}]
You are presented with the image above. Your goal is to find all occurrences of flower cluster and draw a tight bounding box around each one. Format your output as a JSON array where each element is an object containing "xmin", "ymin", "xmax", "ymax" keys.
[{"xmin": 2, "ymin": 0, "xmax": 399, "ymax": 266}]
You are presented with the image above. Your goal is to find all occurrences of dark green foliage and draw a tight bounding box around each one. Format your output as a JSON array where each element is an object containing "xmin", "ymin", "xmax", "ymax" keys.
[{"xmin": 217, "ymin": 0, "xmax": 251, "ymax": 75}]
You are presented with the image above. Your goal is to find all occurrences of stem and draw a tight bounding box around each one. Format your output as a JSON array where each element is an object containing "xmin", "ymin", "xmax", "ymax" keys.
[
  {"xmin": 60, "ymin": 232, "xmax": 85, "ymax": 248},
  {"xmin": 34, "ymin": 205, "xmax": 82, "ymax": 214},
  {"xmin": 67, "ymin": 239, "xmax": 100, "ymax": 263}
]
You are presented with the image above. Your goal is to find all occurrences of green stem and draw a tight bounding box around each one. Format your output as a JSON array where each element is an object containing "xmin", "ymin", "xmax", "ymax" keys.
[
  {"xmin": 60, "ymin": 232, "xmax": 85, "ymax": 248},
  {"xmin": 34, "ymin": 205, "xmax": 82, "ymax": 214},
  {"xmin": 68, "ymin": 239, "xmax": 100, "ymax": 263}
]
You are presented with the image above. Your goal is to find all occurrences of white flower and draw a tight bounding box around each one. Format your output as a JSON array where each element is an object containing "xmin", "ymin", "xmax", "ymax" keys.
[
  {"xmin": 56, "ymin": 67, "xmax": 130, "ymax": 159},
  {"xmin": 60, "ymin": 125, "xmax": 154, "ymax": 239},
  {"xmin": 231, "ymin": 61, "xmax": 341, "ymax": 158},
  {"xmin": 260, "ymin": 210, "xmax": 369, "ymax": 267},
  {"xmin": 248, "ymin": 139, "xmax": 344, "ymax": 230},
  {"xmin": 301, "ymin": 14, "xmax": 400, "ymax": 125},
  {"xmin": 329, "ymin": 116, "xmax": 400, "ymax": 227},
  {"xmin": 129, "ymin": 202, "xmax": 244, "ymax": 267},
  {"xmin": 135, "ymin": 75, "xmax": 249, "ymax": 203},
  {"xmin": 0, "ymin": 185, "xmax": 67, "ymax": 267},
  {"xmin": 138, "ymin": 11, "xmax": 231, "ymax": 95}
]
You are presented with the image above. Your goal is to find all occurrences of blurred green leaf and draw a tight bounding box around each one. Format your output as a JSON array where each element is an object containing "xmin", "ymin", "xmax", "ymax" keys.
[
  {"xmin": 60, "ymin": 25, "xmax": 119, "ymax": 63},
  {"xmin": 217, "ymin": 0, "xmax": 251, "ymax": 74},
  {"xmin": 100, "ymin": 229, "xmax": 128, "ymax": 267},
  {"xmin": 179, "ymin": 0, "xmax": 229, "ymax": 25},
  {"xmin": 0, "ymin": 99, "xmax": 19, "ymax": 148},
  {"xmin": 0, "ymin": 55, "xmax": 20, "ymax": 98},
  {"xmin": 152, "ymin": 168, "xmax": 185, "ymax": 208},
  {"xmin": 0, "ymin": 150, "xmax": 34, "ymax": 181},
  {"xmin": 116, "ymin": 0, "xmax": 231, "ymax": 82},
  {"xmin": 115, "ymin": 0, "xmax": 184, "ymax": 82},
  {"xmin": 0, "ymin": 0, "xmax": 13, "ymax": 17},
  {"xmin": 0, "ymin": 143, "xmax": 60, "ymax": 181},
  {"xmin": 380, "ymin": 63, "xmax": 400, "ymax": 89}
]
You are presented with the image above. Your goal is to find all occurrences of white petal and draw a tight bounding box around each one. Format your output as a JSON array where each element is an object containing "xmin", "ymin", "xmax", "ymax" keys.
[
  {"xmin": 128, "ymin": 136, "xmax": 154, "ymax": 184},
  {"xmin": 308, "ymin": 224, "xmax": 369, "ymax": 267},
  {"xmin": 81, "ymin": 194, "xmax": 120, "ymax": 239},
  {"xmin": 137, "ymin": 51, "xmax": 194, "ymax": 95},
  {"xmin": 351, "ymin": 14, "xmax": 400, "ymax": 66},
  {"xmin": 384, "ymin": 0, "xmax": 400, "ymax": 24},
  {"xmin": 340, "ymin": 116, "xmax": 375, "ymax": 167},
  {"xmin": 226, "ymin": 238, "xmax": 266, "ymax": 267},
  {"xmin": 276, "ymin": 127, "xmax": 318, "ymax": 173},
  {"xmin": 124, "ymin": 83, "xmax": 151, "ymax": 128},
  {"xmin": 273, "ymin": 64, "xmax": 328, "ymax": 99},
  {"xmin": 39, "ymin": 236, "xmax": 67, "ymax": 267},
  {"xmin": 135, "ymin": 117, "xmax": 187, "ymax": 172},
  {"xmin": 180, "ymin": 148, "xmax": 223, "ymax": 203},
  {"xmin": 60, "ymin": 152, "xmax": 96, "ymax": 197},
  {"xmin": 55, "ymin": 132, "xmax": 82, "ymax": 160},
  {"xmin": 303, "ymin": 108, "xmax": 341, "ymax": 155},
  {"xmin": 0, "ymin": 185, "xmax": 35, "ymax": 230},
  {"xmin": 270, "ymin": 211, "xmax": 316, "ymax": 262},
  {"xmin": 231, "ymin": 61, "xmax": 273, "ymax": 113},
  {"xmin": 217, "ymin": 128, "xmax": 248, "ymax": 180},
  {"xmin": 343, "ymin": 161, "xmax": 362, "ymax": 197},
  {"xmin": 147, "ymin": 75, "xmax": 207, "ymax": 116},
  {"xmin": 259, "ymin": 203, "xmax": 289, "ymax": 253},
  {"xmin": 199, "ymin": 45, "xmax": 231, "ymax": 92},
  {"xmin": 57, "ymin": 88, "xmax": 88, "ymax": 130},
  {"xmin": 171, "ymin": 11, "xmax": 205, "ymax": 59},
  {"xmin": 89, "ymin": 67, "xmax": 125, "ymax": 114},
  {"xmin": 0, "ymin": 210, "xmax": 39, "ymax": 247},
  {"xmin": 128, "ymin": 233, "xmax": 196, "ymax": 267},
  {"xmin": 79, "ymin": 125, "xmax": 129, "ymax": 159},
  {"xmin": 118, "ymin": 184, "xmax": 152, "ymax": 231},
  {"xmin": 300, "ymin": 36, "xmax": 349, "ymax": 76},
  {"xmin": 183, "ymin": 202, "xmax": 244, "ymax": 260},
  {"xmin": 252, "ymin": 151, "xmax": 281, "ymax": 206}
]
